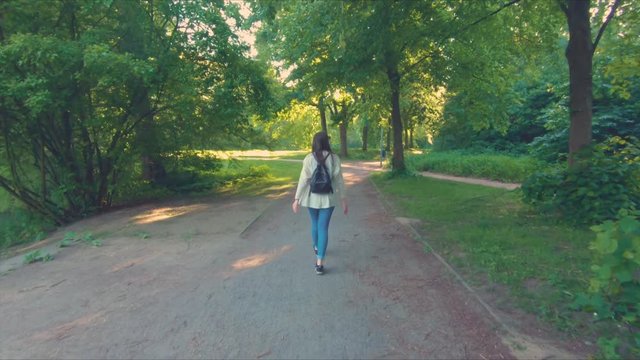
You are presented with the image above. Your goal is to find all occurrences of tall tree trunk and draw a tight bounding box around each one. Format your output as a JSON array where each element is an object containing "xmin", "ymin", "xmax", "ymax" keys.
[
  {"xmin": 565, "ymin": 0, "xmax": 593, "ymax": 166},
  {"xmin": 339, "ymin": 121, "xmax": 348, "ymax": 158},
  {"xmin": 410, "ymin": 128, "xmax": 414, "ymax": 148},
  {"xmin": 362, "ymin": 123, "xmax": 369, "ymax": 151},
  {"xmin": 136, "ymin": 90, "xmax": 165, "ymax": 182},
  {"xmin": 40, "ymin": 133, "xmax": 46, "ymax": 202},
  {"xmin": 386, "ymin": 124, "xmax": 391, "ymax": 151},
  {"xmin": 318, "ymin": 97, "xmax": 328, "ymax": 133},
  {"xmin": 387, "ymin": 66, "xmax": 405, "ymax": 171},
  {"xmin": 404, "ymin": 127, "xmax": 409, "ymax": 150}
]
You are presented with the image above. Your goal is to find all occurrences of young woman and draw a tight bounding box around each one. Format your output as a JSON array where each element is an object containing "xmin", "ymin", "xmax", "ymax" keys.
[{"xmin": 292, "ymin": 131, "xmax": 348, "ymax": 275}]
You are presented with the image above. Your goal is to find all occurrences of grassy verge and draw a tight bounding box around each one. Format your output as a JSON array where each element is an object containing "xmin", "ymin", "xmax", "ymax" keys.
[
  {"xmin": 214, "ymin": 159, "xmax": 300, "ymax": 197},
  {"xmin": 204, "ymin": 149, "xmax": 380, "ymax": 161},
  {"xmin": 408, "ymin": 150, "xmax": 546, "ymax": 183},
  {"xmin": 371, "ymin": 173, "xmax": 595, "ymax": 334},
  {"xmin": 0, "ymin": 187, "xmax": 53, "ymax": 253}
]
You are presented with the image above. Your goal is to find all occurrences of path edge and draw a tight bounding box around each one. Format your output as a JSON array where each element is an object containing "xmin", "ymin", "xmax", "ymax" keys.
[{"xmin": 367, "ymin": 175, "xmax": 584, "ymax": 360}]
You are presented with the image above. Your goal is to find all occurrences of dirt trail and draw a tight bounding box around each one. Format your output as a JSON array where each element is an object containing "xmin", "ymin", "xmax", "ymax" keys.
[
  {"xmin": 1, "ymin": 161, "xmax": 577, "ymax": 359},
  {"xmin": 420, "ymin": 171, "xmax": 521, "ymax": 190}
]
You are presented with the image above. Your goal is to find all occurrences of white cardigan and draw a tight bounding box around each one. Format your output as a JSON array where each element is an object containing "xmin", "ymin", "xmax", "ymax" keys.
[{"xmin": 294, "ymin": 151, "xmax": 346, "ymax": 209}]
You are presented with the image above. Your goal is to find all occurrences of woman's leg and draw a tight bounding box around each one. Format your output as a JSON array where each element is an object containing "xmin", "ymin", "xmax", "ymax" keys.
[
  {"xmin": 316, "ymin": 206, "xmax": 335, "ymax": 263},
  {"xmin": 307, "ymin": 208, "xmax": 319, "ymax": 253}
]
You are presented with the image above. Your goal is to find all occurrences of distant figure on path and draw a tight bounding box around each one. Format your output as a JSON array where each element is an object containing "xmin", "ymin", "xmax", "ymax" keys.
[{"xmin": 292, "ymin": 131, "xmax": 348, "ymax": 275}]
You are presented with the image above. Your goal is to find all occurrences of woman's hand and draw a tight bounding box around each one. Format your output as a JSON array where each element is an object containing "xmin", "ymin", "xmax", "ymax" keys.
[
  {"xmin": 342, "ymin": 198, "xmax": 349, "ymax": 215},
  {"xmin": 292, "ymin": 199, "xmax": 300, "ymax": 213}
]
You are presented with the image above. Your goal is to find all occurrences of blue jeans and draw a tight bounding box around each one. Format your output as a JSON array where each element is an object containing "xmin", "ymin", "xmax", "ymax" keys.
[{"xmin": 307, "ymin": 207, "xmax": 335, "ymax": 260}]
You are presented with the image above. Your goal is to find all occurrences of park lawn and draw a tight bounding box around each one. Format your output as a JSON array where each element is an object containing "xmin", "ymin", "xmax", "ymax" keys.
[
  {"xmin": 407, "ymin": 150, "xmax": 546, "ymax": 183},
  {"xmin": 214, "ymin": 159, "xmax": 301, "ymax": 197},
  {"xmin": 205, "ymin": 149, "xmax": 380, "ymax": 161},
  {"xmin": 371, "ymin": 173, "xmax": 594, "ymax": 333}
]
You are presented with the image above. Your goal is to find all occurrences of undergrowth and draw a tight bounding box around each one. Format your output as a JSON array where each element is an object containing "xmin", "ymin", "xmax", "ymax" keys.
[{"xmin": 407, "ymin": 150, "xmax": 545, "ymax": 183}]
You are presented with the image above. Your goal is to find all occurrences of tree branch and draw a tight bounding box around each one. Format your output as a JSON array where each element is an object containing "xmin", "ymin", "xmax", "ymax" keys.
[
  {"xmin": 404, "ymin": 0, "xmax": 524, "ymax": 76},
  {"xmin": 592, "ymin": 0, "xmax": 622, "ymax": 54}
]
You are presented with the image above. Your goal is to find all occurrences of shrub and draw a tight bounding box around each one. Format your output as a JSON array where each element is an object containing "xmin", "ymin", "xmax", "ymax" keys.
[
  {"xmin": 522, "ymin": 137, "xmax": 640, "ymax": 225},
  {"xmin": 0, "ymin": 208, "xmax": 51, "ymax": 249},
  {"xmin": 161, "ymin": 151, "xmax": 222, "ymax": 173},
  {"xmin": 572, "ymin": 212, "xmax": 640, "ymax": 358}
]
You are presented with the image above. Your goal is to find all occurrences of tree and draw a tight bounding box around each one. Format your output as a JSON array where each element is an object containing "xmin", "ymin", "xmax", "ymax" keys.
[
  {"xmin": 560, "ymin": 0, "xmax": 622, "ymax": 164},
  {"xmin": 0, "ymin": 0, "xmax": 273, "ymax": 223}
]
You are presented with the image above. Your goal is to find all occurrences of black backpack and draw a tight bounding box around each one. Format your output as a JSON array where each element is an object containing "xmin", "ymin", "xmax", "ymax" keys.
[{"xmin": 310, "ymin": 153, "xmax": 333, "ymax": 194}]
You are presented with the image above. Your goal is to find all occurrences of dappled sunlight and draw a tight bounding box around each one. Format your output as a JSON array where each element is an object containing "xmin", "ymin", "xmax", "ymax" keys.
[
  {"xmin": 203, "ymin": 149, "xmax": 306, "ymax": 159},
  {"xmin": 132, "ymin": 204, "xmax": 209, "ymax": 224},
  {"xmin": 342, "ymin": 161, "xmax": 385, "ymax": 172},
  {"xmin": 264, "ymin": 183, "xmax": 295, "ymax": 199},
  {"xmin": 342, "ymin": 171, "xmax": 362, "ymax": 186},
  {"xmin": 231, "ymin": 244, "xmax": 293, "ymax": 271}
]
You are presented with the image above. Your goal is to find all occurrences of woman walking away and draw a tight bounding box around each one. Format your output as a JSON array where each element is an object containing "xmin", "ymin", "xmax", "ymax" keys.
[{"xmin": 292, "ymin": 131, "xmax": 348, "ymax": 275}]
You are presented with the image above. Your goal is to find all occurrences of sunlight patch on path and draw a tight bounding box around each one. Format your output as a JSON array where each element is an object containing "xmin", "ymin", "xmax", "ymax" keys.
[
  {"xmin": 231, "ymin": 244, "xmax": 293, "ymax": 271},
  {"xmin": 132, "ymin": 204, "xmax": 209, "ymax": 224},
  {"xmin": 205, "ymin": 150, "xmax": 306, "ymax": 159}
]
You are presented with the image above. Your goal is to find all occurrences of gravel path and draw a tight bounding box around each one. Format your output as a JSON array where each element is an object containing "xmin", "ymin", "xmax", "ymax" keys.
[{"xmin": 0, "ymin": 162, "xmax": 575, "ymax": 359}]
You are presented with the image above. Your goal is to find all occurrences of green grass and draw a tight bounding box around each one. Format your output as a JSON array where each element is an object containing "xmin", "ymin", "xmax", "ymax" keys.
[
  {"xmin": 206, "ymin": 148, "xmax": 380, "ymax": 161},
  {"xmin": 0, "ymin": 188, "xmax": 12, "ymax": 212},
  {"xmin": 408, "ymin": 150, "xmax": 546, "ymax": 183},
  {"xmin": 0, "ymin": 207, "xmax": 51, "ymax": 253},
  {"xmin": 372, "ymin": 173, "xmax": 594, "ymax": 332},
  {"xmin": 212, "ymin": 159, "xmax": 300, "ymax": 197}
]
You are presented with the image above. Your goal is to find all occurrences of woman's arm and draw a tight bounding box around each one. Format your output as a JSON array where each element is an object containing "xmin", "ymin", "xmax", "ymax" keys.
[
  {"xmin": 332, "ymin": 155, "xmax": 348, "ymax": 214},
  {"xmin": 293, "ymin": 155, "xmax": 312, "ymax": 212}
]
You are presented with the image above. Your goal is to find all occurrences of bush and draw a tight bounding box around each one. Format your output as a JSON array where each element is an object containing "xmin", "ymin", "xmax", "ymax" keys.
[
  {"xmin": 522, "ymin": 137, "xmax": 640, "ymax": 225},
  {"xmin": 161, "ymin": 151, "xmax": 223, "ymax": 173},
  {"xmin": 408, "ymin": 150, "xmax": 544, "ymax": 183},
  {"xmin": 0, "ymin": 208, "xmax": 52, "ymax": 250},
  {"xmin": 158, "ymin": 151, "xmax": 228, "ymax": 192},
  {"xmin": 572, "ymin": 212, "xmax": 640, "ymax": 358}
]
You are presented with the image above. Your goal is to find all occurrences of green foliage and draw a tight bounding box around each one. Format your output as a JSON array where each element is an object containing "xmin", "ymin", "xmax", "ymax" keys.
[
  {"xmin": 572, "ymin": 213, "xmax": 640, "ymax": 358},
  {"xmin": 433, "ymin": 1, "xmax": 640, "ymax": 163},
  {"xmin": 523, "ymin": 137, "xmax": 640, "ymax": 224},
  {"xmin": 408, "ymin": 151, "xmax": 544, "ymax": 183},
  {"xmin": 58, "ymin": 231, "xmax": 102, "ymax": 247},
  {"xmin": 0, "ymin": 0, "xmax": 276, "ymax": 224},
  {"xmin": 255, "ymin": 100, "xmax": 321, "ymax": 149},
  {"xmin": 82, "ymin": 232, "xmax": 102, "ymax": 247},
  {"xmin": 23, "ymin": 250, "xmax": 53, "ymax": 264},
  {"xmin": 0, "ymin": 208, "xmax": 51, "ymax": 250},
  {"xmin": 156, "ymin": 152, "xmax": 224, "ymax": 193}
]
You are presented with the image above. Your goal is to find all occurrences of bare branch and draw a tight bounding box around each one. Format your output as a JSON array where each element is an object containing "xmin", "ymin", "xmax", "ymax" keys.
[{"xmin": 592, "ymin": 0, "xmax": 622, "ymax": 54}]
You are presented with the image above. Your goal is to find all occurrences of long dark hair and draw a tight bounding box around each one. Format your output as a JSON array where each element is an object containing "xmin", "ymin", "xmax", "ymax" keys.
[{"xmin": 312, "ymin": 131, "xmax": 332, "ymax": 162}]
